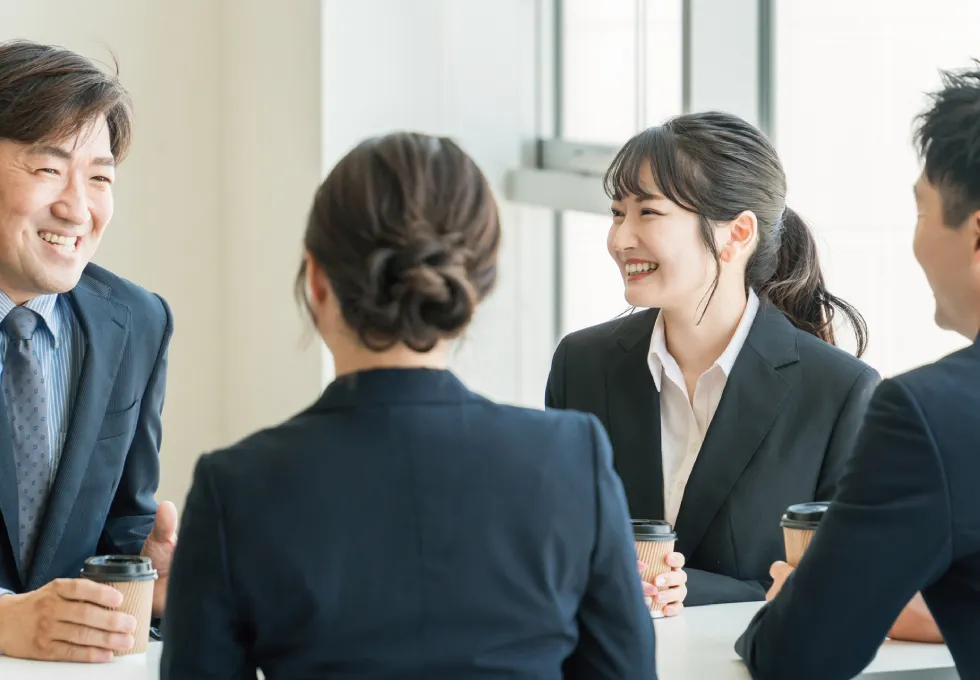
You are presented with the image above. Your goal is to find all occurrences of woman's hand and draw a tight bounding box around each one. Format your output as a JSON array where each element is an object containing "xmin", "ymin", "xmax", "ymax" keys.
[{"xmin": 638, "ymin": 552, "xmax": 687, "ymax": 617}]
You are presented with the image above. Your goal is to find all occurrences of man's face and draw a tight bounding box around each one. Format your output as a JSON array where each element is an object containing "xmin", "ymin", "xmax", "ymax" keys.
[
  {"xmin": 912, "ymin": 172, "xmax": 980, "ymax": 339},
  {"xmin": 0, "ymin": 117, "xmax": 115, "ymax": 303}
]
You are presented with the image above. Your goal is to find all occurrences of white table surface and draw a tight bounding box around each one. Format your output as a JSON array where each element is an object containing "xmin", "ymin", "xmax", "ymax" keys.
[
  {"xmin": 0, "ymin": 642, "xmax": 161, "ymax": 679},
  {"xmin": 0, "ymin": 603, "xmax": 957, "ymax": 679},
  {"xmin": 655, "ymin": 602, "xmax": 957, "ymax": 679}
]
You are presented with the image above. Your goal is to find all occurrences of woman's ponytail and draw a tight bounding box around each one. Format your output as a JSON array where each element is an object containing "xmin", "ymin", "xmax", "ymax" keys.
[{"xmin": 755, "ymin": 207, "xmax": 868, "ymax": 356}]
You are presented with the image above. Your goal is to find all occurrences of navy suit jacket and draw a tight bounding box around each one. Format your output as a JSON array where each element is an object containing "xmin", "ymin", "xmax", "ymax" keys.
[
  {"xmin": 737, "ymin": 339, "xmax": 980, "ymax": 679},
  {"xmin": 546, "ymin": 302, "xmax": 879, "ymax": 605},
  {"xmin": 0, "ymin": 264, "xmax": 173, "ymax": 592},
  {"xmin": 162, "ymin": 368, "xmax": 656, "ymax": 680}
]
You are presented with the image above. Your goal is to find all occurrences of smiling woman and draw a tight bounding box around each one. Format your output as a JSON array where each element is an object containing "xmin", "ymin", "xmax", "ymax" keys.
[{"xmin": 546, "ymin": 111, "xmax": 881, "ymax": 611}]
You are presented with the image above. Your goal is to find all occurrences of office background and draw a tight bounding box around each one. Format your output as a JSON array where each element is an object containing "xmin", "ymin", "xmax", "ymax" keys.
[{"xmin": 1, "ymin": 0, "xmax": 976, "ymax": 510}]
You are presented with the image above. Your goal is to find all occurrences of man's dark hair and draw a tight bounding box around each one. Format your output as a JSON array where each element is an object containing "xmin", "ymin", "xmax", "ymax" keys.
[
  {"xmin": 915, "ymin": 62, "xmax": 980, "ymax": 227},
  {"xmin": 0, "ymin": 40, "xmax": 133, "ymax": 161}
]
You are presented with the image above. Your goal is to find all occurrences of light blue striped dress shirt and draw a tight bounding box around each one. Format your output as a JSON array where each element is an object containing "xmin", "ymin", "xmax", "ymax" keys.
[
  {"xmin": 0, "ymin": 292, "xmax": 84, "ymax": 598},
  {"xmin": 0, "ymin": 291, "xmax": 85, "ymax": 493}
]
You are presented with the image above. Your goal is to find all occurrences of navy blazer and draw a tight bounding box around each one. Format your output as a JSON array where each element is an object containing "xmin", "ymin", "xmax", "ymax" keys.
[
  {"xmin": 162, "ymin": 368, "xmax": 656, "ymax": 680},
  {"xmin": 0, "ymin": 264, "xmax": 173, "ymax": 592},
  {"xmin": 546, "ymin": 302, "xmax": 879, "ymax": 605},
  {"xmin": 737, "ymin": 339, "xmax": 980, "ymax": 679}
]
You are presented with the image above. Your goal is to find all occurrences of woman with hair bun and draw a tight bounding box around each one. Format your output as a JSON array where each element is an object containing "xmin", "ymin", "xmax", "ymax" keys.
[{"xmin": 162, "ymin": 132, "xmax": 657, "ymax": 680}]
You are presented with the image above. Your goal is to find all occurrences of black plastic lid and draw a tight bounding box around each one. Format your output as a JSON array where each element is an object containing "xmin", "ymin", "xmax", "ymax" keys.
[
  {"xmin": 80, "ymin": 555, "xmax": 158, "ymax": 583},
  {"xmin": 780, "ymin": 502, "xmax": 831, "ymax": 530},
  {"xmin": 631, "ymin": 519, "xmax": 677, "ymax": 542}
]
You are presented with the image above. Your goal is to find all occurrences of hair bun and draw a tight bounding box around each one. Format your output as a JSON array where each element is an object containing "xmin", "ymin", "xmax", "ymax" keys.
[
  {"xmin": 298, "ymin": 132, "xmax": 500, "ymax": 353},
  {"xmin": 359, "ymin": 235, "xmax": 477, "ymax": 352}
]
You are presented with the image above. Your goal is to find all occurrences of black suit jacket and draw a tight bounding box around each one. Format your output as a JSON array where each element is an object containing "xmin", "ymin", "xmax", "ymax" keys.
[
  {"xmin": 0, "ymin": 264, "xmax": 173, "ymax": 592},
  {"xmin": 737, "ymin": 339, "xmax": 980, "ymax": 680},
  {"xmin": 546, "ymin": 302, "xmax": 879, "ymax": 605},
  {"xmin": 162, "ymin": 368, "xmax": 655, "ymax": 680}
]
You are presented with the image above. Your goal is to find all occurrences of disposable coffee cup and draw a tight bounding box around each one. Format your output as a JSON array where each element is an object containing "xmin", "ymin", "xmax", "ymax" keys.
[
  {"xmin": 632, "ymin": 519, "xmax": 678, "ymax": 619},
  {"xmin": 780, "ymin": 502, "xmax": 830, "ymax": 567},
  {"xmin": 80, "ymin": 555, "xmax": 157, "ymax": 655}
]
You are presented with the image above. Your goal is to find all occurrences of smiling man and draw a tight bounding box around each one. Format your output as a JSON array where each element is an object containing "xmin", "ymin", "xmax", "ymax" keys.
[
  {"xmin": 736, "ymin": 63, "xmax": 980, "ymax": 679},
  {"xmin": 0, "ymin": 40, "xmax": 176, "ymax": 662}
]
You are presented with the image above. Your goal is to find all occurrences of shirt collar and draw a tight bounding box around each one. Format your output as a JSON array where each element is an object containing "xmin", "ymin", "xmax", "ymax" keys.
[
  {"xmin": 0, "ymin": 289, "xmax": 63, "ymax": 343},
  {"xmin": 647, "ymin": 289, "xmax": 761, "ymax": 390}
]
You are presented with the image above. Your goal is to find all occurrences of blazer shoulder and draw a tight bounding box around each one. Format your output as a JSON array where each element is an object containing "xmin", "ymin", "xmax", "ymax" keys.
[
  {"xmin": 194, "ymin": 416, "xmax": 309, "ymax": 494},
  {"xmin": 558, "ymin": 310, "xmax": 656, "ymax": 353},
  {"xmin": 481, "ymin": 399, "xmax": 602, "ymax": 435},
  {"xmin": 888, "ymin": 342, "xmax": 980, "ymax": 407},
  {"xmin": 204, "ymin": 400, "xmax": 604, "ymax": 481},
  {"xmin": 81, "ymin": 263, "xmax": 172, "ymax": 332},
  {"xmin": 794, "ymin": 329, "xmax": 878, "ymax": 385}
]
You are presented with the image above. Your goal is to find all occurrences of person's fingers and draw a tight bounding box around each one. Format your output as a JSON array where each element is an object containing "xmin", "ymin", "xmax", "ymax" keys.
[
  {"xmin": 47, "ymin": 621, "xmax": 134, "ymax": 652},
  {"xmin": 53, "ymin": 579, "xmax": 124, "ymax": 609},
  {"xmin": 656, "ymin": 584, "xmax": 687, "ymax": 606},
  {"xmin": 653, "ymin": 570, "xmax": 686, "ymax": 588},
  {"xmin": 147, "ymin": 501, "xmax": 179, "ymax": 544},
  {"xmin": 769, "ymin": 561, "xmax": 792, "ymax": 580},
  {"xmin": 665, "ymin": 552, "xmax": 685, "ymax": 569},
  {"xmin": 662, "ymin": 603, "xmax": 685, "ymax": 617},
  {"xmin": 57, "ymin": 601, "xmax": 137, "ymax": 635}
]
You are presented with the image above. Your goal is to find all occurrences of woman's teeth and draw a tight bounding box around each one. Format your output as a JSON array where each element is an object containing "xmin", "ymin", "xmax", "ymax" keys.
[{"xmin": 625, "ymin": 262, "xmax": 657, "ymax": 274}]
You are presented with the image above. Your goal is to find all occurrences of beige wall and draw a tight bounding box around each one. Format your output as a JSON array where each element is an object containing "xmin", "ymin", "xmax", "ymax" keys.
[
  {"xmin": 0, "ymin": 1, "xmax": 323, "ymax": 510},
  {"xmin": 220, "ymin": 1, "xmax": 323, "ymax": 444}
]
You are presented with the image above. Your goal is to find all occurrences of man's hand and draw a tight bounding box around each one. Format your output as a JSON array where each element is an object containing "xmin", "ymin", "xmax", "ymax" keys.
[
  {"xmin": 0, "ymin": 579, "xmax": 137, "ymax": 662},
  {"xmin": 638, "ymin": 552, "xmax": 688, "ymax": 617},
  {"xmin": 766, "ymin": 561, "xmax": 794, "ymax": 601},
  {"xmin": 141, "ymin": 501, "xmax": 178, "ymax": 618},
  {"xmin": 888, "ymin": 593, "xmax": 944, "ymax": 643}
]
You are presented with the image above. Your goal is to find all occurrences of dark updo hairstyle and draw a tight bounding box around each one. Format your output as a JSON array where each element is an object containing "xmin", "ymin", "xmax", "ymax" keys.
[
  {"xmin": 605, "ymin": 111, "xmax": 868, "ymax": 356},
  {"xmin": 296, "ymin": 132, "xmax": 500, "ymax": 352}
]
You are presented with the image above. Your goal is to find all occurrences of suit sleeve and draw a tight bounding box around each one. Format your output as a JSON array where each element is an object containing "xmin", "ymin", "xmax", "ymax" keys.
[
  {"xmin": 735, "ymin": 379, "xmax": 952, "ymax": 680},
  {"xmin": 545, "ymin": 338, "xmax": 569, "ymax": 409},
  {"xmin": 564, "ymin": 415, "xmax": 656, "ymax": 680},
  {"xmin": 683, "ymin": 569, "xmax": 766, "ymax": 605},
  {"xmin": 161, "ymin": 455, "xmax": 253, "ymax": 680},
  {"xmin": 815, "ymin": 366, "xmax": 881, "ymax": 502},
  {"xmin": 100, "ymin": 294, "xmax": 174, "ymax": 555}
]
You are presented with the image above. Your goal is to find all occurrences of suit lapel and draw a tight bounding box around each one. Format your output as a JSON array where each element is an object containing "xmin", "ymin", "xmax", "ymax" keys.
[
  {"xmin": 27, "ymin": 280, "xmax": 129, "ymax": 590},
  {"xmin": 605, "ymin": 310, "xmax": 665, "ymax": 521},
  {"xmin": 673, "ymin": 302, "xmax": 800, "ymax": 558}
]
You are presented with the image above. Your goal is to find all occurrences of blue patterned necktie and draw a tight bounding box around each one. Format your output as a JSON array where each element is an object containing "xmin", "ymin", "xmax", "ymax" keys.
[{"xmin": 2, "ymin": 307, "xmax": 51, "ymax": 576}]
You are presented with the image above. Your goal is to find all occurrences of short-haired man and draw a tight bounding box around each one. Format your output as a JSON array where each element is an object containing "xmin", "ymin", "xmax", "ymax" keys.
[
  {"xmin": 0, "ymin": 40, "xmax": 176, "ymax": 662},
  {"xmin": 737, "ymin": 63, "xmax": 980, "ymax": 679}
]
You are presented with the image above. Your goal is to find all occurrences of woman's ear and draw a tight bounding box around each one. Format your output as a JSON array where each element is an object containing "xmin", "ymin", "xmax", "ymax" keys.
[
  {"xmin": 722, "ymin": 210, "xmax": 758, "ymax": 261},
  {"xmin": 306, "ymin": 252, "xmax": 330, "ymax": 307}
]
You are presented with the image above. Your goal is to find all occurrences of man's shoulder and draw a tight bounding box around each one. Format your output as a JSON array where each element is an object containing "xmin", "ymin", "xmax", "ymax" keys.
[
  {"xmin": 887, "ymin": 342, "xmax": 980, "ymax": 411},
  {"xmin": 78, "ymin": 263, "xmax": 171, "ymax": 327}
]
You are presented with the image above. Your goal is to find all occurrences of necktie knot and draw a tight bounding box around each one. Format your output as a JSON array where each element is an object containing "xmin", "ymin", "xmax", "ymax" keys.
[{"xmin": 3, "ymin": 307, "xmax": 40, "ymax": 342}]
